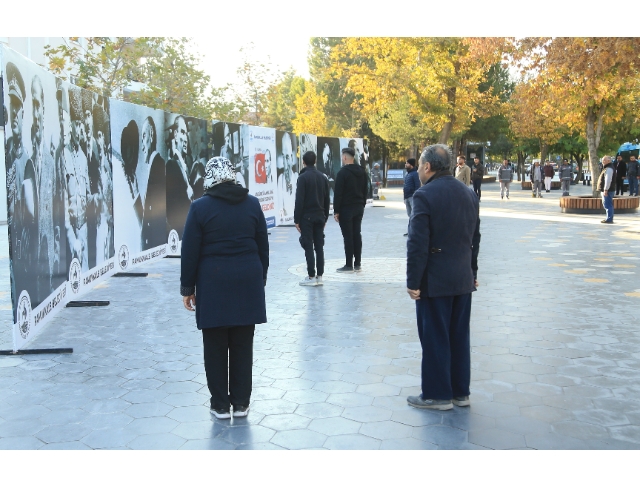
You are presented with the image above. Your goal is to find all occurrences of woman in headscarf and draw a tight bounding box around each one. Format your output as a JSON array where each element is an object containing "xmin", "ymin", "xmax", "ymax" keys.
[{"xmin": 180, "ymin": 156, "xmax": 269, "ymax": 419}]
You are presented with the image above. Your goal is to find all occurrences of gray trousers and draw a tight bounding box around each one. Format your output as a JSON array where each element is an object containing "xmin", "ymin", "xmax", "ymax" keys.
[
  {"xmin": 533, "ymin": 180, "xmax": 543, "ymax": 196},
  {"xmin": 500, "ymin": 181, "xmax": 510, "ymax": 198},
  {"xmin": 561, "ymin": 179, "xmax": 570, "ymax": 195}
]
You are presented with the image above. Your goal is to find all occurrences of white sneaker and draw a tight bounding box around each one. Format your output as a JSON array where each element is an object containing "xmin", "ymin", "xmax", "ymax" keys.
[
  {"xmin": 299, "ymin": 276, "xmax": 317, "ymax": 286},
  {"xmin": 316, "ymin": 276, "xmax": 323, "ymax": 286}
]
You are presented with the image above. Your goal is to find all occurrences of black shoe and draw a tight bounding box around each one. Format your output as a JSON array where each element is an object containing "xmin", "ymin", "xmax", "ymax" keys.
[
  {"xmin": 336, "ymin": 265, "xmax": 354, "ymax": 273},
  {"xmin": 601, "ymin": 220, "xmax": 614, "ymax": 224},
  {"xmin": 232, "ymin": 405, "xmax": 250, "ymax": 417},
  {"xmin": 354, "ymin": 264, "xmax": 361, "ymax": 271},
  {"xmin": 210, "ymin": 408, "xmax": 231, "ymax": 419}
]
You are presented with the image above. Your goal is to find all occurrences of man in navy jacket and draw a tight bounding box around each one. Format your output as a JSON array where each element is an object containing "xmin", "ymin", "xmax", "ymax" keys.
[
  {"xmin": 406, "ymin": 144, "xmax": 481, "ymax": 411},
  {"xmin": 403, "ymin": 158, "xmax": 420, "ymax": 236}
]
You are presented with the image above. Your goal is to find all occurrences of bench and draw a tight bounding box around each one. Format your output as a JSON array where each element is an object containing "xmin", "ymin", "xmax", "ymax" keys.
[{"xmin": 559, "ymin": 195, "xmax": 639, "ymax": 214}]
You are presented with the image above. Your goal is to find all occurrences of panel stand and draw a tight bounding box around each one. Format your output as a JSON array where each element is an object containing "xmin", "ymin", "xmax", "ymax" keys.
[
  {"xmin": 114, "ymin": 272, "xmax": 148, "ymax": 277},
  {"xmin": 0, "ymin": 348, "xmax": 73, "ymax": 356},
  {"xmin": 165, "ymin": 255, "xmax": 181, "ymax": 259},
  {"xmin": 66, "ymin": 300, "xmax": 110, "ymax": 307}
]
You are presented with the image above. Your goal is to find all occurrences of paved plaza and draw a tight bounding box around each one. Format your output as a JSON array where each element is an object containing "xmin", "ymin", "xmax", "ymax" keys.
[{"xmin": 0, "ymin": 179, "xmax": 639, "ymax": 450}]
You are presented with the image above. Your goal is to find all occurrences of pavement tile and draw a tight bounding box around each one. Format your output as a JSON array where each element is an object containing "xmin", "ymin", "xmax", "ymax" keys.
[
  {"xmin": 360, "ymin": 420, "xmax": 414, "ymax": 440},
  {"xmin": 271, "ymin": 429, "xmax": 327, "ymax": 449},
  {"xmin": 126, "ymin": 402, "xmax": 174, "ymax": 419},
  {"xmin": 171, "ymin": 420, "xmax": 226, "ymax": 440},
  {"xmin": 308, "ymin": 417, "xmax": 362, "ymax": 436},
  {"xmin": 128, "ymin": 433, "xmax": 187, "ymax": 450},
  {"xmin": 260, "ymin": 414, "xmax": 312, "ymax": 431},
  {"xmin": 412, "ymin": 425, "xmax": 468, "ymax": 448},
  {"xmin": 324, "ymin": 434, "xmax": 381, "ymax": 450}
]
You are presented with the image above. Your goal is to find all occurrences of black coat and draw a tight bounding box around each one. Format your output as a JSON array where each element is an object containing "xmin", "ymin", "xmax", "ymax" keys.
[
  {"xmin": 294, "ymin": 165, "xmax": 330, "ymax": 224},
  {"xmin": 407, "ymin": 172, "xmax": 480, "ymax": 297},
  {"xmin": 333, "ymin": 164, "xmax": 367, "ymax": 214},
  {"xmin": 180, "ymin": 186, "xmax": 269, "ymax": 329},
  {"xmin": 166, "ymin": 157, "xmax": 192, "ymax": 239}
]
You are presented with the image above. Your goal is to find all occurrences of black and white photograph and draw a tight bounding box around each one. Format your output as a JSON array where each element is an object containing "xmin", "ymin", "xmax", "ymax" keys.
[
  {"xmin": 298, "ymin": 133, "xmax": 317, "ymax": 173},
  {"xmin": 212, "ymin": 121, "xmax": 247, "ymax": 188},
  {"xmin": 2, "ymin": 46, "xmax": 115, "ymax": 346},
  {"xmin": 316, "ymin": 136, "xmax": 341, "ymax": 204},
  {"xmin": 111, "ymin": 99, "xmax": 167, "ymax": 263},
  {"xmin": 340, "ymin": 137, "xmax": 373, "ymax": 205},
  {"xmin": 275, "ymin": 131, "xmax": 298, "ymax": 226}
]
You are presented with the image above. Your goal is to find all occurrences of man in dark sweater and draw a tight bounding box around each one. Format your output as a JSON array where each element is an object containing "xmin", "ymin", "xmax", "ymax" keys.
[
  {"xmin": 333, "ymin": 147, "xmax": 368, "ymax": 272},
  {"xmin": 403, "ymin": 158, "xmax": 420, "ymax": 236},
  {"xmin": 295, "ymin": 151, "xmax": 330, "ymax": 286}
]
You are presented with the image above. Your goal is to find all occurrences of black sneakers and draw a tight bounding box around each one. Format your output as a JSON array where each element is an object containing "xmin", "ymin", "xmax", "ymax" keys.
[{"xmin": 336, "ymin": 266, "xmax": 354, "ymax": 273}]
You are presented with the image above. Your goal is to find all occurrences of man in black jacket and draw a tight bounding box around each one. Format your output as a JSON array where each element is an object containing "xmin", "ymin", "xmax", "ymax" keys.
[
  {"xmin": 333, "ymin": 147, "xmax": 368, "ymax": 272},
  {"xmin": 406, "ymin": 144, "xmax": 481, "ymax": 410},
  {"xmin": 295, "ymin": 151, "xmax": 330, "ymax": 286}
]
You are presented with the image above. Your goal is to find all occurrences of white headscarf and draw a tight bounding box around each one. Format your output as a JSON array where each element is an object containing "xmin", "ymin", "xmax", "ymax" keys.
[{"xmin": 203, "ymin": 156, "xmax": 235, "ymax": 190}]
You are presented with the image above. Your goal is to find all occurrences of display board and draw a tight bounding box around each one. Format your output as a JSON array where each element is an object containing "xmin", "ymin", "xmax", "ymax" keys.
[
  {"xmin": 2, "ymin": 46, "xmax": 115, "ymax": 350},
  {"xmin": 247, "ymin": 127, "xmax": 277, "ymax": 228},
  {"xmin": 339, "ymin": 137, "xmax": 373, "ymax": 206},
  {"xmin": 275, "ymin": 131, "xmax": 298, "ymax": 226},
  {"xmin": 111, "ymin": 99, "xmax": 167, "ymax": 271}
]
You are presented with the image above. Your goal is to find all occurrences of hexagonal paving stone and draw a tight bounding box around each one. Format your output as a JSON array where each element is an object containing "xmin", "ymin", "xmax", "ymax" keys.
[
  {"xmin": 218, "ymin": 425, "xmax": 276, "ymax": 445},
  {"xmin": 282, "ymin": 389, "xmax": 328, "ymax": 405},
  {"xmin": 323, "ymin": 434, "xmax": 381, "ymax": 450},
  {"xmin": 172, "ymin": 420, "xmax": 226, "ymax": 440},
  {"xmin": 342, "ymin": 406, "xmax": 393, "ymax": 423},
  {"xmin": 260, "ymin": 414, "xmax": 311, "ymax": 431},
  {"xmin": 468, "ymin": 428, "xmax": 526, "ymax": 450},
  {"xmin": 359, "ymin": 420, "xmax": 414, "ymax": 440},
  {"xmin": 126, "ymin": 402, "xmax": 174, "ymax": 419},
  {"xmin": 36, "ymin": 423, "xmax": 93, "ymax": 444},
  {"xmin": 308, "ymin": 417, "xmax": 362, "ymax": 436},
  {"xmin": 127, "ymin": 417, "xmax": 180, "ymax": 435},
  {"xmin": 271, "ymin": 429, "xmax": 327, "ymax": 449},
  {"xmin": 179, "ymin": 438, "xmax": 236, "ymax": 450},
  {"xmin": 313, "ymin": 381, "xmax": 356, "ymax": 394},
  {"xmin": 128, "ymin": 433, "xmax": 187, "ymax": 450},
  {"xmin": 295, "ymin": 402, "xmax": 344, "ymax": 419},
  {"xmin": 413, "ymin": 425, "xmax": 468, "ymax": 448},
  {"xmin": 326, "ymin": 393, "xmax": 373, "ymax": 408}
]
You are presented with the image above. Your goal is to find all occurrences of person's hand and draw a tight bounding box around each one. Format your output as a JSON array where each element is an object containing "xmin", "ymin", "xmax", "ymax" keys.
[
  {"xmin": 295, "ymin": 224, "xmax": 301, "ymax": 233},
  {"xmin": 603, "ymin": 191, "xmax": 608, "ymax": 196},
  {"xmin": 474, "ymin": 279, "xmax": 479, "ymax": 288},
  {"xmin": 334, "ymin": 213, "xmax": 339, "ymax": 222},
  {"xmin": 183, "ymin": 294, "xmax": 196, "ymax": 311},
  {"xmin": 264, "ymin": 278, "xmax": 267, "ymax": 287},
  {"xmin": 407, "ymin": 288, "xmax": 420, "ymax": 300}
]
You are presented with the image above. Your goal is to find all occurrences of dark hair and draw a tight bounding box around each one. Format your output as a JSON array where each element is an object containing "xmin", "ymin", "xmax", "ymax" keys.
[
  {"xmin": 302, "ymin": 151, "xmax": 316, "ymax": 166},
  {"xmin": 458, "ymin": 155, "xmax": 466, "ymax": 161},
  {"xmin": 419, "ymin": 144, "xmax": 451, "ymax": 172},
  {"xmin": 342, "ymin": 147, "xmax": 355, "ymax": 157},
  {"xmin": 406, "ymin": 158, "xmax": 416, "ymax": 167}
]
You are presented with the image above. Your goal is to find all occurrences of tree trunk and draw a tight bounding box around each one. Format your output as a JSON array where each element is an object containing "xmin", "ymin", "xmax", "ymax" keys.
[
  {"xmin": 586, "ymin": 103, "xmax": 607, "ymax": 196},
  {"xmin": 540, "ymin": 141, "xmax": 548, "ymax": 164}
]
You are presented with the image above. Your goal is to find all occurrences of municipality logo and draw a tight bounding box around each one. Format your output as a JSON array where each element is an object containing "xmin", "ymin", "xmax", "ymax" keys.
[
  {"xmin": 69, "ymin": 258, "xmax": 82, "ymax": 294},
  {"xmin": 119, "ymin": 245, "xmax": 130, "ymax": 270},
  {"xmin": 17, "ymin": 291, "xmax": 31, "ymax": 340},
  {"xmin": 168, "ymin": 230, "xmax": 179, "ymax": 254}
]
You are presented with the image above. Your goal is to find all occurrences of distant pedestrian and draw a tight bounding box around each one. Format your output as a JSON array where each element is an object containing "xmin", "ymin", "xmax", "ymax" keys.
[
  {"xmin": 530, "ymin": 160, "xmax": 544, "ymax": 198},
  {"xmin": 295, "ymin": 151, "xmax": 330, "ymax": 286},
  {"xmin": 181, "ymin": 157, "xmax": 269, "ymax": 419},
  {"xmin": 615, "ymin": 155, "xmax": 627, "ymax": 196},
  {"xmin": 498, "ymin": 159, "xmax": 513, "ymax": 199},
  {"xmin": 406, "ymin": 144, "xmax": 481, "ymax": 411},
  {"xmin": 598, "ymin": 156, "xmax": 616, "ymax": 224},
  {"xmin": 333, "ymin": 147, "xmax": 368, "ymax": 272},
  {"xmin": 403, "ymin": 158, "xmax": 421, "ymax": 236},
  {"xmin": 628, "ymin": 155, "xmax": 639, "ymax": 196},
  {"xmin": 471, "ymin": 157, "xmax": 484, "ymax": 202},
  {"xmin": 371, "ymin": 163, "xmax": 383, "ymax": 199},
  {"xmin": 543, "ymin": 160, "xmax": 555, "ymax": 192},
  {"xmin": 559, "ymin": 159, "xmax": 572, "ymax": 196},
  {"xmin": 455, "ymin": 156, "xmax": 471, "ymax": 186}
]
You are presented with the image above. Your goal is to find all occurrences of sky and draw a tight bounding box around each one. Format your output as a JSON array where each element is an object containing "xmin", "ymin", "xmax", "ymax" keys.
[{"xmin": 191, "ymin": 36, "xmax": 310, "ymax": 89}]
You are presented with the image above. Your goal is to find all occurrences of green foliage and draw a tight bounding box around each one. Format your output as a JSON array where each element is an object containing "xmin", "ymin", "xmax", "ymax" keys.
[{"xmin": 265, "ymin": 70, "xmax": 306, "ymax": 131}]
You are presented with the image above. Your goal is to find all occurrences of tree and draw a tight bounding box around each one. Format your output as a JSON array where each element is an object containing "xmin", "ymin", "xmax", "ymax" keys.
[
  {"xmin": 44, "ymin": 37, "xmax": 151, "ymax": 98},
  {"xmin": 514, "ymin": 37, "xmax": 640, "ymax": 195},
  {"xmin": 331, "ymin": 37, "xmax": 506, "ymax": 145},
  {"xmin": 291, "ymin": 81, "xmax": 334, "ymax": 136},
  {"xmin": 233, "ymin": 43, "xmax": 278, "ymax": 126},
  {"xmin": 128, "ymin": 38, "xmax": 213, "ymax": 119},
  {"xmin": 264, "ymin": 70, "xmax": 306, "ymax": 132}
]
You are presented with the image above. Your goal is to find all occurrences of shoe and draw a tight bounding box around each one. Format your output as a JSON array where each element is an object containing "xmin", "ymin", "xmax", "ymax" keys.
[
  {"xmin": 232, "ymin": 405, "xmax": 250, "ymax": 417},
  {"xmin": 210, "ymin": 408, "xmax": 231, "ymax": 419},
  {"xmin": 315, "ymin": 276, "xmax": 323, "ymax": 286},
  {"xmin": 601, "ymin": 220, "xmax": 614, "ymax": 224},
  {"xmin": 546, "ymin": 190, "xmax": 550, "ymax": 193},
  {"xmin": 354, "ymin": 264, "xmax": 361, "ymax": 272},
  {"xmin": 506, "ymin": 196, "xmax": 509, "ymax": 199},
  {"xmin": 336, "ymin": 266, "xmax": 354, "ymax": 273},
  {"xmin": 501, "ymin": 196, "xmax": 503, "ymax": 199},
  {"xmin": 407, "ymin": 395, "xmax": 453, "ymax": 410},
  {"xmin": 452, "ymin": 396, "xmax": 470, "ymax": 407},
  {"xmin": 299, "ymin": 276, "xmax": 318, "ymax": 286},
  {"xmin": 538, "ymin": 194, "xmax": 543, "ymax": 198}
]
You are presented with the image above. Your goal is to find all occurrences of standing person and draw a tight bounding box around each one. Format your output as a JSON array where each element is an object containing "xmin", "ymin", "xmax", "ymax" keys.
[
  {"xmin": 471, "ymin": 157, "xmax": 484, "ymax": 202},
  {"xmin": 333, "ymin": 147, "xmax": 368, "ymax": 272},
  {"xmin": 403, "ymin": 158, "xmax": 420, "ymax": 236},
  {"xmin": 615, "ymin": 155, "xmax": 627, "ymax": 196},
  {"xmin": 598, "ymin": 156, "xmax": 616, "ymax": 224},
  {"xmin": 627, "ymin": 155, "xmax": 639, "ymax": 197},
  {"xmin": 166, "ymin": 115, "xmax": 193, "ymax": 238},
  {"xmin": 406, "ymin": 144, "xmax": 480, "ymax": 410},
  {"xmin": 371, "ymin": 163, "xmax": 382, "ymax": 200},
  {"xmin": 530, "ymin": 160, "xmax": 544, "ymax": 198},
  {"xmin": 181, "ymin": 157, "xmax": 269, "ymax": 419},
  {"xmin": 543, "ymin": 160, "xmax": 555, "ymax": 192},
  {"xmin": 455, "ymin": 156, "xmax": 471, "ymax": 186},
  {"xmin": 295, "ymin": 151, "xmax": 330, "ymax": 286},
  {"xmin": 559, "ymin": 159, "xmax": 572, "ymax": 196},
  {"xmin": 498, "ymin": 159, "xmax": 513, "ymax": 200}
]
